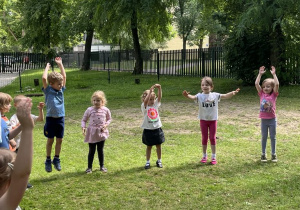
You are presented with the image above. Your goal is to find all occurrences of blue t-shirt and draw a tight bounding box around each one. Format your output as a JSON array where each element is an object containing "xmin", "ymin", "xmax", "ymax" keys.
[
  {"xmin": 42, "ymin": 85, "xmax": 66, "ymax": 117},
  {"xmin": 0, "ymin": 118, "xmax": 9, "ymax": 149}
]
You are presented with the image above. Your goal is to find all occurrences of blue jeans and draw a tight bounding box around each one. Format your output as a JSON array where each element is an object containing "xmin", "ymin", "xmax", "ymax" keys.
[{"xmin": 261, "ymin": 118, "xmax": 277, "ymax": 155}]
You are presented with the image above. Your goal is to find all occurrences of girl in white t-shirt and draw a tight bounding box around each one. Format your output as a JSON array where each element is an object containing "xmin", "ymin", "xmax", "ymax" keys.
[
  {"xmin": 183, "ymin": 77, "xmax": 239, "ymax": 165},
  {"xmin": 141, "ymin": 84, "xmax": 165, "ymax": 169}
]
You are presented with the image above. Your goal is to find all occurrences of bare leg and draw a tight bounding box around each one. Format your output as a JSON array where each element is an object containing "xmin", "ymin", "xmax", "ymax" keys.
[
  {"xmin": 202, "ymin": 144, "xmax": 207, "ymax": 155},
  {"xmin": 146, "ymin": 146, "xmax": 152, "ymax": 161},
  {"xmin": 46, "ymin": 138, "xmax": 54, "ymax": 157},
  {"xmin": 211, "ymin": 145, "xmax": 216, "ymax": 155},
  {"xmin": 156, "ymin": 144, "xmax": 161, "ymax": 160},
  {"xmin": 55, "ymin": 138, "xmax": 63, "ymax": 156}
]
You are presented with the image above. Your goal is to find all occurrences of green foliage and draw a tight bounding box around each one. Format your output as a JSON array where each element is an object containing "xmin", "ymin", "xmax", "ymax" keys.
[{"xmin": 17, "ymin": 0, "xmax": 65, "ymax": 56}]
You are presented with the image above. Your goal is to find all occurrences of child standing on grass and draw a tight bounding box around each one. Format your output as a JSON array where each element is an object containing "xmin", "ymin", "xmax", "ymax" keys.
[
  {"xmin": 0, "ymin": 97, "xmax": 34, "ymax": 210},
  {"xmin": 81, "ymin": 91, "xmax": 111, "ymax": 173},
  {"xmin": 255, "ymin": 66, "xmax": 279, "ymax": 162},
  {"xmin": 0, "ymin": 92, "xmax": 17, "ymax": 151},
  {"xmin": 141, "ymin": 84, "xmax": 165, "ymax": 169},
  {"xmin": 42, "ymin": 57, "xmax": 66, "ymax": 172},
  {"xmin": 183, "ymin": 77, "xmax": 239, "ymax": 165},
  {"xmin": 10, "ymin": 95, "xmax": 44, "ymax": 189}
]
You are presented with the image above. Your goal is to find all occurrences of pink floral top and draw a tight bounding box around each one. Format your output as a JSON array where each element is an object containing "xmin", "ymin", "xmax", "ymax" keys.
[{"xmin": 81, "ymin": 106, "xmax": 112, "ymax": 143}]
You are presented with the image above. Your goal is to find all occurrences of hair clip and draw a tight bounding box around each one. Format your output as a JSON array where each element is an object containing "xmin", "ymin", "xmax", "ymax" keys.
[{"xmin": 7, "ymin": 163, "xmax": 14, "ymax": 170}]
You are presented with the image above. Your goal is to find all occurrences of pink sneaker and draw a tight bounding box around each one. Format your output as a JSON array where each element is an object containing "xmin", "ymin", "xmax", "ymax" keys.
[
  {"xmin": 200, "ymin": 157, "xmax": 207, "ymax": 163},
  {"xmin": 211, "ymin": 158, "xmax": 217, "ymax": 165}
]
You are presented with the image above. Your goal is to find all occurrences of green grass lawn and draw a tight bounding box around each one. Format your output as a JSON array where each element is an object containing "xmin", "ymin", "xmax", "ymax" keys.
[{"xmin": 1, "ymin": 69, "xmax": 300, "ymax": 209}]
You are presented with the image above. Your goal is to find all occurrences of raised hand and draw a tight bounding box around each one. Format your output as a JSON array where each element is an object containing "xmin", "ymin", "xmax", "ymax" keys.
[
  {"xmin": 16, "ymin": 97, "xmax": 34, "ymax": 130},
  {"xmin": 270, "ymin": 66, "xmax": 276, "ymax": 75},
  {"xmin": 259, "ymin": 66, "xmax": 266, "ymax": 75}
]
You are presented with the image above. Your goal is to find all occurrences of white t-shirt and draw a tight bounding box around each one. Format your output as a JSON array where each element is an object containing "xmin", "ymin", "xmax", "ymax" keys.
[
  {"xmin": 10, "ymin": 114, "xmax": 38, "ymax": 149},
  {"xmin": 141, "ymin": 99, "xmax": 162, "ymax": 129},
  {"xmin": 195, "ymin": 92, "xmax": 221, "ymax": 121}
]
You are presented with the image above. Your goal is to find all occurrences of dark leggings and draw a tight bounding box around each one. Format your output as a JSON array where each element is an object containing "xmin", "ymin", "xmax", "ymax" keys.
[{"xmin": 88, "ymin": 141, "xmax": 105, "ymax": 169}]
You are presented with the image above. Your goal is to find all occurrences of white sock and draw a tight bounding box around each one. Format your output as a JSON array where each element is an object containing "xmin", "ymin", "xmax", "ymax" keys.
[
  {"xmin": 203, "ymin": 153, "xmax": 207, "ymax": 158},
  {"xmin": 146, "ymin": 160, "xmax": 150, "ymax": 164},
  {"xmin": 212, "ymin": 154, "xmax": 216, "ymax": 159},
  {"xmin": 157, "ymin": 159, "xmax": 161, "ymax": 162}
]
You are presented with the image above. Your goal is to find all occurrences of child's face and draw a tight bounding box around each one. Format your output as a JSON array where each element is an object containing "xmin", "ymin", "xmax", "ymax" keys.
[
  {"xmin": 93, "ymin": 97, "xmax": 102, "ymax": 108},
  {"xmin": 201, "ymin": 81, "xmax": 212, "ymax": 94},
  {"xmin": 147, "ymin": 94, "xmax": 155, "ymax": 106},
  {"xmin": 262, "ymin": 83, "xmax": 273, "ymax": 94},
  {"xmin": 1, "ymin": 103, "xmax": 11, "ymax": 114},
  {"xmin": 50, "ymin": 81, "xmax": 63, "ymax": 91}
]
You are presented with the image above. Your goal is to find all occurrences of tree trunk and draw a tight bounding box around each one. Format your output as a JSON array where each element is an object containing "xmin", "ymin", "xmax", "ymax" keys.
[
  {"xmin": 81, "ymin": 28, "xmax": 94, "ymax": 71},
  {"xmin": 131, "ymin": 9, "xmax": 143, "ymax": 74},
  {"xmin": 269, "ymin": 24, "xmax": 287, "ymax": 84}
]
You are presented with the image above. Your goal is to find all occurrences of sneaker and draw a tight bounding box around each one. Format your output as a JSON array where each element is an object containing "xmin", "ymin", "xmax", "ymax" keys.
[
  {"xmin": 45, "ymin": 159, "xmax": 52, "ymax": 172},
  {"xmin": 271, "ymin": 154, "xmax": 278, "ymax": 163},
  {"xmin": 52, "ymin": 157, "xmax": 61, "ymax": 171},
  {"xmin": 211, "ymin": 158, "xmax": 217, "ymax": 165},
  {"xmin": 156, "ymin": 160, "xmax": 163, "ymax": 168},
  {"xmin": 200, "ymin": 157, "xmax": 207, "ymax": 163},
  {"xmin": 261, "ymin": 155, "xmax": 267, "ymax": 162},
  {"xmin": 27, "ymin": 183, "xmax": 33, "ymax": 189},
  {"xmin": 100, "ymin": 167, "xmax": 107, "ymax": 173},
  {"xmin": 85, "ymin": 168, "xmax": 92, "ymax": 174},
  {"xmin": 144, "ymin": 163, "xmax": 150, "ymax": 169}
]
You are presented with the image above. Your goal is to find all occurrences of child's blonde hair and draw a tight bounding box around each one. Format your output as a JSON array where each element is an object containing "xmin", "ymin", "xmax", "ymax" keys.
[
  {"xmin": 0, "ymin": 149, "xmax": 16, "ymax": 189},
  {"xmin": 262, "ymin": 78, "xmax": 275, "ymax": 90},
  {"xmin": 47, "ymin": 72, "xmax": 63, "ymax": 84},
  {"xmin": 91, "ymin": 91, "xmax": 107, "ymax": 106},
  {"xmin": 13, "ymin": 95, "xmax": 27, "ymax": 105},
  {"xmin": 141, "ymin": 90, "xmax": 156, "ymax": 102},
  {"xmin": 201, "ymin": 76, "xmax": 214, "ymax": 90},
  {"xmin": 0, "ymin": 92, "xmax": 12, "ymax": 113}
]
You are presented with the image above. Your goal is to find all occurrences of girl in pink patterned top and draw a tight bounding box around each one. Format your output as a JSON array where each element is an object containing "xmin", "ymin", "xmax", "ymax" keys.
[
  {"xmin": 81, "ymin": 91, "xmax": 112, "ymax": 173},
  {"xmin": 255, "ymin": 66, "xmax": 279, "ymax": 163}
]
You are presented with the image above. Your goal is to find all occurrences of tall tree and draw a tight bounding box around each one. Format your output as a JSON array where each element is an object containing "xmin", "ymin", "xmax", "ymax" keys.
[
  {"xmin": 173, "ymin": 0, "xmax": 200, "ymax": 50},
  {"xmin": 61, "ymin": 0, "xmax": 98, "ymax": 70},
  {"xmin": 95, "ymin": 0, "xmax": 173, "ymax": 74},
  {"xmin": 18, "ymin": 0, "xmax": 65, "ymax": 60}
]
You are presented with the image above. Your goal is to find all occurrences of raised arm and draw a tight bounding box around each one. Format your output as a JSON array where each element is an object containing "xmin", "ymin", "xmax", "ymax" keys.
[
  {"xmin": 182, "ymin": 90, "xmax": 197, "ymax": 100},
  {"xmin": 220, "ymin": 88, "xmax": 240, "ymax": 99},
  {"xmin": 36, "ymin": 102, "xmax": 45, "ymax": 122},
  {"xmin": 55, "ymin": 57, "xmax": 66, "ymax": 87},
  {"xmin": 255, "ymin": 66, "xmax": 265, "ymax": 93},
  {"xmin": 1, "ymin": 97, "xmax": 34, "ymax": 210},
  {"xmin": 42, "ymin": 63, "xmax": 51, "ymax": 89},
  {"xmin": 143, "ymin": 86, "xmax": 155, "ymax": 108},
  {"xmin": 270, "ymin": 66, "xmax": 279, "ymax": 93},
  {"xmin": 155, "ymin": 84, "xmax": 162, "ymax": 103}
]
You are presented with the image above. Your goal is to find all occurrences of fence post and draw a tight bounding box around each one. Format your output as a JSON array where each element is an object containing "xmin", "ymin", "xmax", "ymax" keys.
[
  {"xmin": 107, "ymin": 57, "xmax": 110, "ymax": 84},
  {"xmin": 157, "ymin": 50, "xmax": 160, "ymax": 81},
  {"xmin": 118, "ymin": 50, "xmax": 121, "ymax": 71},
  {"xmin": 202, "ymin": 49, "xmax": 205, "ymax": 77},
  {"xmin": 19, "ymin": 65, "xmax": 22, "ymax": 92}
]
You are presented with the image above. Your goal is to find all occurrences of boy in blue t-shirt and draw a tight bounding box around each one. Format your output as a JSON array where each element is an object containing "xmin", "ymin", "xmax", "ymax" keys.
[{"xmin": 42, "ymin": 57, "xmax": 66, "ymax": 172}]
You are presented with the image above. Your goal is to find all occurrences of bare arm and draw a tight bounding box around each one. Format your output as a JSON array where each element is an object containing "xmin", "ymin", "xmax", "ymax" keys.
[
  {"xmin": 220, "ymin": 88, "xmax": 240, "ymax": 99},
  {"xmin": 42, "ymin": 63, "xmax": 51, "ymax": 89},
  {"xmin": 255, "ymin": 66, "xmax": 265, "ymax": 93},
  {"xmin": 143, "ymin": 86, "xmax": 155, "ymax": 108},
  {"xmin": 155, "ymin": 84, "xmax": 162, "ymax": 103},
  {"xmin": 36, "ymin": 102, "xmax": 45, "ymax": 122},
  {"xmin": 0, "ymin": 97, "xmax": 34, "ymax": 210},
  {"xmin": 182, "ymin": 90, "xmax": 197, "ymax": 100},
  {"xmin": 270, "ymin": 66, "xmax": 279, "ymax": 93},
  {"xmin": 55, "ymin": 57, "xmax": 66, "ymax": 87}
]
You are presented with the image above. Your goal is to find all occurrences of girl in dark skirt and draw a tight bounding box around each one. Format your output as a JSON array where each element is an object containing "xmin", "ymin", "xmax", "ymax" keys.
[{"xmin": 140, "ymin": 84, "xmax": 165, "ymax": 169}]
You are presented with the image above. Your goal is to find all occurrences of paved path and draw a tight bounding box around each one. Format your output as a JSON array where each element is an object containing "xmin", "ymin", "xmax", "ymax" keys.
[{"xmin": 0, "ymin": 73, "xmax": 19, "ymax": 88}]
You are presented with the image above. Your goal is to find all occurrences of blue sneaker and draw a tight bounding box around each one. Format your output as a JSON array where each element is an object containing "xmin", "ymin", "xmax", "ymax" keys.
[
  {"xmin": 45, "ymin": 159, "xmax": 52, "ymax": 172},
  {"xmin": 52, "ymin": 157, "xmax": 61, "ymax": 171}
]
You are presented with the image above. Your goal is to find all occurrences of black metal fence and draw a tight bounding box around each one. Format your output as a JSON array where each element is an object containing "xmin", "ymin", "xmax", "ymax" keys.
[{"xmin": 59, "ymin": 48, "xmax": 229, "ymax": 78}]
